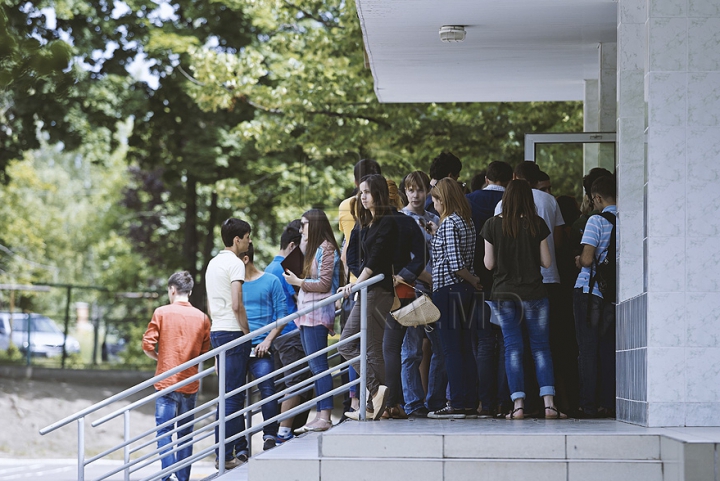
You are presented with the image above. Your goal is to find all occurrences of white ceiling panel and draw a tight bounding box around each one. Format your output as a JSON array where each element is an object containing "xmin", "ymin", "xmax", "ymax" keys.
[{"xmin": 355, "ymin": 0, "xmax": 618, "ymax": 103}]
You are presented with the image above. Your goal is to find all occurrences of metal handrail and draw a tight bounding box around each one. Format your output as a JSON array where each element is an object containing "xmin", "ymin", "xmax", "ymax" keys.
[
  {"xmin": 39, "ymin": 274, "xmax": 382, "ymax": 481},
  {"xmin": 90, "ymin": 343, "xmax": 355, "ymax": 463}
]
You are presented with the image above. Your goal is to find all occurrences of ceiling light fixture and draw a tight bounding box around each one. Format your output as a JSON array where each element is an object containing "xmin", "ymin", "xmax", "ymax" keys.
[{"xmin": 439, "ymin": 25, "xmax": 466, "ymax": 43}]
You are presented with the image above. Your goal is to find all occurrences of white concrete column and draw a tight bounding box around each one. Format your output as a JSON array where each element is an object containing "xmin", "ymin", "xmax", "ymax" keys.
[
  {"xmin": 584, "ymin": 43, "xmax": 617, "ymax": 174},
  {"xmin": 598, "ymin": 43, "xmax": 617, "ymax": 171},
  {"xmin": 617, "ymin": 0, "xmax": 720, "ymax": 427},
  {"xmin": 616, "ymin": 0, "xmax": 648, "ymax": 426},
  {"xmin": 584, "ymin": 78, "xmax": 600, "ymax": 172}
]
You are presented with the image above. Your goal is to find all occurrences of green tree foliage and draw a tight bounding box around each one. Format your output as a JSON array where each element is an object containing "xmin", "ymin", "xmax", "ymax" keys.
[
  {"xmin": 186, "ymin": 0, "xmax": 583, "ymax": 201},
  {"xmin": 0, "ymin": 121, "xmax": 153, "ymax": 303},
  {"xmin": 2, "ymin": 0, "xmax": 585, "ymax": 365},
  {"xmin": 0, "ymin": 2, "xmax": 73, "ymax": 174}
]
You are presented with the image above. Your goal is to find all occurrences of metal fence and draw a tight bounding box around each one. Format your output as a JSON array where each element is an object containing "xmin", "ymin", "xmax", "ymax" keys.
[{"xmin": 39, "ymin": 274, "xmax": 383, "ymax": 481}]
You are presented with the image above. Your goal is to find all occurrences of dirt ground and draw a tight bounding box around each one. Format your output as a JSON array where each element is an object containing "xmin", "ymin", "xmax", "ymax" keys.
[
  {"xmin": 0, "ymin": 377, "xmax": 225, "ymax": 461},
  {"xmin": 0, "ymin": 376, "xmax": 307, "ymax": 463},
  {"xmin": 0, "ymin": 377, "xmax": 154, "ymax": 459}
]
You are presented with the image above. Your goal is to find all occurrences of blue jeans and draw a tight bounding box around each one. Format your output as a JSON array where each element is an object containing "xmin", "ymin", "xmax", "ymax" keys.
[
  {"xmin": 432, "ymin": 282, "xmax": 479, "ymax": 410},
  {"xmin": 475, "ymin": 301, "xmax": 510, "ymax": 411},
  {"xmin": 248, "ymin": 352, "xmax": 279, "ymax": 439},
  {"xmin": 401, "ymin": 325, "xmax": 447, "ymax": 413},
  {"xmin": 573, "ymin": 289, "xmax": 616, "ymax": 412},
  {"xmin": 490, "ymin": 298, "xmax": 555, "ymax": 401},
  {"xmin": 155, "ymin": 391, "xmax": 197, "ymax": 481},
  {"xmin": 299, "ymin": 325, "xmax": 334, "ymax": 411},
  {"xmin": 211, "ymin": 331, "xmax": 251, "ymax": 459}
]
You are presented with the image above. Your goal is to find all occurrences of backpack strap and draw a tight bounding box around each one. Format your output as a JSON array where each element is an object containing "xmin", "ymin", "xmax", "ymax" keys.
[
  {"xmin": 598, "ymin": 211, "xmax": 616, "ymax": 226},
  {"xmin": 585, "ymin": 211, "xmax": 616, "ymax": 323}
]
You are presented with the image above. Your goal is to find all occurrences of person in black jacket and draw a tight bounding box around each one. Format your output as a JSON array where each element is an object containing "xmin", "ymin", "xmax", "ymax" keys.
[
  {"xmin": 383, "ymin": 180, "xmax": 429, "ymax": 418},
  {"xmin": 338, "ymin": 174, "xmax": 399, "ymax": 420}
]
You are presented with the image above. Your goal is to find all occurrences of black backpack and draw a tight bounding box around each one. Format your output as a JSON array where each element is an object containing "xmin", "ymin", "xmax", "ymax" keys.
[{"xmin": 588, "ymin": 212, "xmax": 616, "ymax": 303}]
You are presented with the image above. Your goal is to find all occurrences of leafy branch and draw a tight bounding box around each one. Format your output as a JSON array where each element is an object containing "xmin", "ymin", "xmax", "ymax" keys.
[{"xmin": 284, "ymin": 1, "xmax": 342, "ymax": 30}]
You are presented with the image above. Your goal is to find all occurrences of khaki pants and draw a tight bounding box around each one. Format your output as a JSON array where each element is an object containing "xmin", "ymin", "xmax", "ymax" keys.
[{"xmin": 338, "ymin": 288, "xmax": 394, "ymax": 399}]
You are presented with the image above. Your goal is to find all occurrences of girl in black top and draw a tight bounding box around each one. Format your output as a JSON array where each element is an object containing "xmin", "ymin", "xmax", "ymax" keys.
[
  {"xmin": 481, "ymin": 179, "xmax": 566, "ymax": 420},
  {"xmin": 338, "ymin": 174, "xmax": 398, "ymax": 420}
]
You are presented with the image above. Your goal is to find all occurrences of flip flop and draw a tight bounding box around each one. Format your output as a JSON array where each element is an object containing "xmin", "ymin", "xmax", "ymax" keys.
[
  {"xmin": 506, "ymin": 407, "xmax": 524, "ymax": 420},
  {"xmin": 306, "ymin": 419, "xmax": 333, "ymax": 432},
  {"xmin": 544, "ymin": 406, "xmax": 568, "ymax": 419}
]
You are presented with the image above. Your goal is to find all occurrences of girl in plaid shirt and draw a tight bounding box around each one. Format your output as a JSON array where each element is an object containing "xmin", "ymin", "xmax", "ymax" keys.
[{"xmin": 427, "ymin": 178, "xmax": 483, "ymax": 419}]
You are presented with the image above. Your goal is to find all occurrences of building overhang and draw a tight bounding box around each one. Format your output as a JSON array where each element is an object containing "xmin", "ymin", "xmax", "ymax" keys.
[{"xmin": 355, "ymin": 0, "xmax": 618, "ymax": 103}]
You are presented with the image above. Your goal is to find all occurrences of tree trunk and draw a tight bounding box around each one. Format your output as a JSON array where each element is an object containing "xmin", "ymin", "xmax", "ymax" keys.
[
  {"xmin": 193, "ymin": 190, "xmax": 218, "ymax": 310},
  {"xmin": 183, "ymin": 175, "xmax": 198, "ymax": 303}
]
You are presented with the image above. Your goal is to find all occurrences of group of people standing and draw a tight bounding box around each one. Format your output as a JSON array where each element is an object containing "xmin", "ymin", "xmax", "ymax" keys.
[{"xmin": 140, "ymin": 152, "xmax": 618, "ymax": 478}]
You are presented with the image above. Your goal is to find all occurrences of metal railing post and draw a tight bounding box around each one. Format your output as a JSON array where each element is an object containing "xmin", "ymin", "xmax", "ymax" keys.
[
  {"xmin": 123, "ymin": 411, "xmax": 130, "ymax": 481},
  {"xmin": 198, "ymin": 360, "xmax": 204, "ymax": 395},
  {"xmin": 77, "ymin": 418, "xmax": 85, "ymax": 481},
  {"xmin": 245, "ymin": 373, "xmax": 252, "ymax": 455},
  {"xmin": 218, "ymin": 351, "xmax": 226, "ymax": 475},
  {"xmin": 359, "ymin": 286, "xmax": 368, "ymax": 421}
]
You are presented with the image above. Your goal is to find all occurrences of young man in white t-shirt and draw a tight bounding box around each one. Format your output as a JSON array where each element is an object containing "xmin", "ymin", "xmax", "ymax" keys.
[{"xmin": 205, "ymin": 218, "xmax": 251, "ymax": 471}]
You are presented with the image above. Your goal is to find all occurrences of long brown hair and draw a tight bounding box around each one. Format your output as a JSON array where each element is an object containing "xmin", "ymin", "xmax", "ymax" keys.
[
  {"xmin": 355, "ymin": 174, "xmax": 394, "ymax": 227},
  {"xmin": 301, "ymin": 209, "xmax": 344, "ymax": 283},
  {"xmin": 501, "ymin": 179, "xmax": 541, "ymax": 238},
  {"xmin": 429, "ymin": 177, "xmax": 472, "ymax": 223}
]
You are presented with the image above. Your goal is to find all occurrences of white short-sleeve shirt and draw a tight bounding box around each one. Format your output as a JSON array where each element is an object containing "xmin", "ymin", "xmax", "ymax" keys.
[
  {"xmin": 205, "ymin": 250, "xmax": 246, "ymax": 332},
  {"xmin": 495, "ymin": 189, "xmax": 565, "ymax": 284}
]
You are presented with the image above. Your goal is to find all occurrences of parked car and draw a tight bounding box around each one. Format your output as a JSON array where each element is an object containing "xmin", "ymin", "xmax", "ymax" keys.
[
  {"xmin": 0, "ymin": 312, "xmax": 81, "ymax": 357},
  {"xmin": 102, "ymin": 325, "xmax": 127, "ymax": 362}
]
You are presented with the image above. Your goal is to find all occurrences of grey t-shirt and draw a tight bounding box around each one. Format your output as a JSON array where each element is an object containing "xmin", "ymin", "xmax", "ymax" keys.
[{"xmin": 481, "ymin": 215, "xmax": 550, "ymax": 301}]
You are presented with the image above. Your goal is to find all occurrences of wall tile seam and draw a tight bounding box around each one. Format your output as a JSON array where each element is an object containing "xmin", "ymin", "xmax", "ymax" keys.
[
  {"xmin": 618, "ymin": 292, "xmax": 647, "ymax": 304},
  {"xmin": 646, "ymin": 15, "xmax": 720, "ymax": 20},
  {"xmin": 684, "ymin": 335, "xmax": 688, "ymax": 403}
]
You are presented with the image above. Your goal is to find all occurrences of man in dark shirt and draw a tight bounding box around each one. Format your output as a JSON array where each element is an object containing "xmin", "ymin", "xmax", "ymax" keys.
[{"xmin": 425, "ymin": 151, "xmax": 463, "ymax": 215}]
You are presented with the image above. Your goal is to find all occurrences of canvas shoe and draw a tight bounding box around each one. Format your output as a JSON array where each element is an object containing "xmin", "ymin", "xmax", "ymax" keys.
[
  {"xmin": 263, "ymin": 437, "xmax": 277, "ymax": 451},
  {"xmin": 427, "ymin": 405, "xmax": 466, "ymax": 419},
  {"xmin": 215, "ymin": 457, "xmax": 242, "ymax": 470},
  {"xmin": 276, "ymin": 432, "xmax": 294, "ymax": 445}
]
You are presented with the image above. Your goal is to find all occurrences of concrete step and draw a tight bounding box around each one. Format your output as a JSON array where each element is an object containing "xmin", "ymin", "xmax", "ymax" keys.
[
  {"xmin": 217, "ymin": 419, "xmax": 720, "ymax": 481},
  {"xmin": 319, "ymin": 418, "xmax": 662, "ymax": 460}
]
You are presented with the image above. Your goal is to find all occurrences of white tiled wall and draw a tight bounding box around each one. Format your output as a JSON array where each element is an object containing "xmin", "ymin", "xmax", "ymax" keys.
[{"xmin": 617, "ymin": 0, "xmax": 720, "ymax": 427}]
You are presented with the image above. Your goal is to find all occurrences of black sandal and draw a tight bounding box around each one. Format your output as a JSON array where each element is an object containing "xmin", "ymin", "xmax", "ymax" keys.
[
  {"xmin": 544, "ymin": 406, "xmax": 568, "ymax": 419},
  {"xmin": 506, "ymin": 407, "xmax": 524, "ymax": 420}
]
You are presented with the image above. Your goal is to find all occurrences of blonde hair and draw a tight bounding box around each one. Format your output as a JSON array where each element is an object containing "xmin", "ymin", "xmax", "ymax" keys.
[
  {"xmin": 580, "ymin": 195, "xmax": 592, "ymax": 216},
  {"xmin": 430, "ymin": 178, "xmax": 472, "ymax": 223},
  {"xmin": 404, "ymin": 171, "xmax": 431, "ymax": 192}
]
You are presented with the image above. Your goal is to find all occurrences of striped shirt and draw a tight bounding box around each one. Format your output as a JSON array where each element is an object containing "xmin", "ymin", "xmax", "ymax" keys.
[
  {"xmin": 401, "ymin": 208, "xmax": 439, "ymax": 291},
  {"xmin": 431, "ymin": 213, "xmax": 476, "ymax": 291},
  {"xmin": 574, "ymin": 205, "xmax": 617, "ymax": 298}
]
